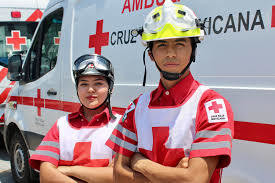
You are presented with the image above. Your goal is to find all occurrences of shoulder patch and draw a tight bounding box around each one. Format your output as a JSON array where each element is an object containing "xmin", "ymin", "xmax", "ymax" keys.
[
  {"xmin": 204, "ymin": 99, "xmax": 228, "ymax": 123},
  {"xmin": 122, "ymin": 102, "xmax": 136, "ymax": 122}
]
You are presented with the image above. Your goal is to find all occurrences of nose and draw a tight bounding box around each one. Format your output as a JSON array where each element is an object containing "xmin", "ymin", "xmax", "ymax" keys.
[
  {"xmin": 166, "ymin": 45, "xmax": 176, "ymax": 58},
  {"xmin": 88, "ymin": 86, "xmax": 96, "ymax": 93}
]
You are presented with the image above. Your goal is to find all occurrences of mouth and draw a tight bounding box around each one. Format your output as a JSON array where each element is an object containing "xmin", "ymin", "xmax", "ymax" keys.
[
  {"xmin": 164, "ymin": 63, "xmax": 179, "ymax": 67},
  {"xmin": 86, "ymin": 96, "xmax": 97, "ymax": 100}
]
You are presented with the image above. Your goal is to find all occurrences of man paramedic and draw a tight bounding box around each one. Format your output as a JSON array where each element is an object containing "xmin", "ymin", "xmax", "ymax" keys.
[{"xmin": 106, "ymin": 0, "xmax": 234, "ymax": 182}]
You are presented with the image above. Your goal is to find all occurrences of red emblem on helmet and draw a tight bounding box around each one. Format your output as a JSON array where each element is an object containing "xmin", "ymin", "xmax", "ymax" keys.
[{"xmin": 88, "ymin": 63, "xmax": 95, "ymax": 68}]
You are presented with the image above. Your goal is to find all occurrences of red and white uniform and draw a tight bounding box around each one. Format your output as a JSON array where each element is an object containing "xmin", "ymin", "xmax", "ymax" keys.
[
  {"xmin": 106, "ymin": 73, "xmax": 234, "ymax": 183},
  {"xmin": 29, "ymin": 107, "xmax": 121, "ymax": 170}
]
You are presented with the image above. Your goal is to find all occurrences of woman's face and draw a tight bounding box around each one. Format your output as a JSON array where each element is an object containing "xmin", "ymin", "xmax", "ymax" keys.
[{"xmin": 77, "ymin": 75, "xmax": 109, "ymax": 109}]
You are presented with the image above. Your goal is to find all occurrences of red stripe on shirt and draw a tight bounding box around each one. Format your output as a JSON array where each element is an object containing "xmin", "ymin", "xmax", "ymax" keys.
[
  {"xmin": 194, "ymin": 134, "xmax": 232, "ymax": 143},
  {"xmin": 36, "ymin": 145, "xmax": 59, "ymax": 154},
  {"xmin": 59, "ymin": 159, "xmax": 109, "ymax": 167},
  {"xmin": 190, "ymin": 148, "xmax": 231, "ymax": 168},
  {"xmin": 29, "ymin": 154, "xmax": 59, "ymax": 170}
]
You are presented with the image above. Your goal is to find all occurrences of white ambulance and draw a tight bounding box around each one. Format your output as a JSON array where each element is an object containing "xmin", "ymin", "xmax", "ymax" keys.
[
  {"xmin": 0, "ymin": 0, "xmax": 49, "ymax": 134},
  {"xmin": 1, "ymin": 0, "xmax": 275, "ymax": 182}
]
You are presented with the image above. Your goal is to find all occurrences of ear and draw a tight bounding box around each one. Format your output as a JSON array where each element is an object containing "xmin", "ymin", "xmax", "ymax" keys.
[{"xmin": 148, "ymin": 50, "xmax": 155, "ymax": 62}]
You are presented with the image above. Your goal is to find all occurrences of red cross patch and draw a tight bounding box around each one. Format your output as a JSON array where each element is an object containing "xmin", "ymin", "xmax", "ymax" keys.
[
  {"xmin": 6, "ymin": 30, "xmax": 27, "ymax": 51},
  {"xmin": 204, "ymin": 99, "xmax": 228, "ymax": 123}
]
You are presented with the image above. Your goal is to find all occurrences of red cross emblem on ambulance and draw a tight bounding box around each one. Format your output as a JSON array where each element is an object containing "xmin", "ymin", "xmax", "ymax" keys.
[
  {"xmin": 6, "ymin": 30, "xmax": 27, "ymax": 51},
  {"xmin": 54, "ymin": 31, "xmax": 61, "ymax": 45},
  {"xmin": 34, "ymin": 89, "xmax": 44, "ymax": 117},
  {"xmin": 89, "ymin": 20, "xmax": 109, "ymax": 55}
]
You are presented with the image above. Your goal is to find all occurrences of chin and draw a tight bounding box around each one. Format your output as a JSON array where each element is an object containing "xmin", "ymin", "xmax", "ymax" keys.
[
  {"xmin": 163, "ymin": 69, "xmax": 181, "ymax": 73},
  {"xmin": 83, "ymin": 102, "xmax": 97, "ymax": 108},
  {"xmin": 88, "ymin": 104, "xmax": 99, "ymax": 109}
]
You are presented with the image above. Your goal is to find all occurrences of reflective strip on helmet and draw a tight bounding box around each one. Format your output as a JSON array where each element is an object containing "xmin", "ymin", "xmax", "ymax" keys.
[
  {"xmin": 152, "ymin": 6, "xmax": 162, "ymax": 22},
  {"xmin": 175, "ymin": 4, "xmax": 185, "ymax": 18},
  {"xmin": 142, "ymin": 23, "xmax": 202, "ymax": 42}
]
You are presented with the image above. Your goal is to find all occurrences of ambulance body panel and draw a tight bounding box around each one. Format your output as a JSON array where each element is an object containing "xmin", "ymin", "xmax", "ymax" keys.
[
  {"xmin": 2, "ymin": 0, "xmax": 275, "ymax": 182},
  {"xmin": 0, "ymin": 0, "xmax": 49, "ymax": 130}
]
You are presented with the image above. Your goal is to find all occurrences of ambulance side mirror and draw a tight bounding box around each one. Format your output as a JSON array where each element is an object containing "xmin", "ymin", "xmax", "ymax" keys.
[{"xmin": 7, "ymin": 54, "xmax": 23, "ymax": 81}]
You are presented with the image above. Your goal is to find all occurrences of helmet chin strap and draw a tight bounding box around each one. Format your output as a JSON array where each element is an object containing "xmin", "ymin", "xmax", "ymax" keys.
[
  {"xmin": 82, "ymin": 97, "xmax": 107, "ymax": 111},
  {"xmin": 155, "ymin": 60, "xmax": 192, "ymax": 81}
]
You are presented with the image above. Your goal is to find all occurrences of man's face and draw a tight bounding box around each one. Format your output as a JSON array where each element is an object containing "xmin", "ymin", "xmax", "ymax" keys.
[{"xmin": 150, "ymin": 38, "xmax": 192, "ymax": 74}]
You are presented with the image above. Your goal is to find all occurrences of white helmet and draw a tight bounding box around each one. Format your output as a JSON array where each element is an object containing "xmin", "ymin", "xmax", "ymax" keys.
[{"xmin": 141, "ymin": 0, "xmax": 204, "ymax": 44}]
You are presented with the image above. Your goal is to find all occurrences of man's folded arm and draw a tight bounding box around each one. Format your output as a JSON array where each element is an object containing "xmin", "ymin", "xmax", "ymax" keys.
[
  {"xmin": 131, "ymin": 153, "xmax": 219, "ymax": 183},
  {"xmin": 113, "ymin": 153, "xmax": 151, "ymax": 183}
]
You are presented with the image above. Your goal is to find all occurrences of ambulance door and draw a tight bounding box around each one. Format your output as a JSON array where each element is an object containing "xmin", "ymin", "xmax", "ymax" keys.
[{"xmin": 17, "ymin": 7, "xmax": 64, "ymax": 149}]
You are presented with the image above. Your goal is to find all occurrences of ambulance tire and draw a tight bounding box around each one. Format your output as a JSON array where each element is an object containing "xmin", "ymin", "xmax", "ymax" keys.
[
  {"xmin": 10, "ymin": 132, "xmax": 38, "ymax": 183},
  {"xmin": 0, "ymin": 134, "xmax": 4, "ymax": 147}
]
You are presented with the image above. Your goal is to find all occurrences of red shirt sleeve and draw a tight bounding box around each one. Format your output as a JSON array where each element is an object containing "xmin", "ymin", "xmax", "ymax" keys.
[
  {"xmin": 189, "ymin": 89, "xmax": 234, "ymax": 168},
  {"xmin": 106, "ymin": 98, "xmax": 139, "ymax": 157},
  {"xmin": 29, "ymin": 120, "xmax": 60, "ymax": 170}
]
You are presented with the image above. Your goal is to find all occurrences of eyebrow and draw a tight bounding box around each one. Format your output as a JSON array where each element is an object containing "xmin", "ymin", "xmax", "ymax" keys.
[
  {"xmin": 155, "ymin": 40, "xmax": 167, "ymax": 44},
  {"xmin": 175, "ymin": 38, "xmax": 187, "ymax": 42},
  {"xmin": 94, "ymin": 78, "xmax": 105, "ymax": 81},
  {"xmin": 155, "ymin": 39, "xmax": 187, "ymax": 44}
]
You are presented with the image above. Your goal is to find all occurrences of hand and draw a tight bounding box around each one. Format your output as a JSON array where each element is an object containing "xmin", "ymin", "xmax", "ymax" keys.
[
  {"xmin": 57, "ymin": 166, "xmax": 72, "ymax": 176},
  {"xmin": 176, "ymin": 157, "xmax": 189, "ymax": 168},
  {"xmin": 130, "ymin": 152, "xmax": 147, "ymax": 172},
  {"xmin": 108, "ymin": 160, "xmax": 114, "ymax": 167},
  {"xmin": 71, "ymin": 177, "xmax": 87, "ymax": 183},
  {"xmin": 58, "ymin": 166, "xmax": 87, "ymax": 183}
]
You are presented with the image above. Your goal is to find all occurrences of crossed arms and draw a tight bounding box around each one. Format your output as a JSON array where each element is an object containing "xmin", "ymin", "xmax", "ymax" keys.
[
  {"xmin": 39, "ymin": 161, "xmax": 113, "ymax": 183},
  {"xmin": 114, "ymin": 153, "xmax": 219, "ymax": 183}
]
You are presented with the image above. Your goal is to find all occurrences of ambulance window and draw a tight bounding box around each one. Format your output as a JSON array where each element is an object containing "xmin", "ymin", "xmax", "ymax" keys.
[
  {"xmin": 23, "ymin": 8, "xmax": 63, "ymax": 82},
  {"xmin": 0, "ymin": 22, "xmax": 37, "ymax": 67}
]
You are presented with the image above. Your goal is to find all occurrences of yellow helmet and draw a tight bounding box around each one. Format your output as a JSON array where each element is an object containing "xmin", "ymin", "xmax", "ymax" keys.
[{"xmin": 141, "ymin": 0, "xmax": 204, "ymax": 43}]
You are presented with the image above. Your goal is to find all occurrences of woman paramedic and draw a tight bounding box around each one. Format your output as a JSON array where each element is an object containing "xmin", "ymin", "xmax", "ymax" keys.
[
  {"xmin": 29, "ymin": 54, "xmax": 121, "ymax": 183},
  {"xmin": 106, "ymin": 0, "xmax": 234, "ymax": 183}
]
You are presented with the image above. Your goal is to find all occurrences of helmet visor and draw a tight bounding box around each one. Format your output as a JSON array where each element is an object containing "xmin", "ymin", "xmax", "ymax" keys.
[{"xmin": 73, "ymin": 55, "xmax": 111, "ymax": 74}]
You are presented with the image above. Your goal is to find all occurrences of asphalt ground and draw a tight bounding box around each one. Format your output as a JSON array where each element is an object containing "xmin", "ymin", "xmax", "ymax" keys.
[{"xmin": 0, "ymin": 136, "xmax": 15, "ymax": 183}]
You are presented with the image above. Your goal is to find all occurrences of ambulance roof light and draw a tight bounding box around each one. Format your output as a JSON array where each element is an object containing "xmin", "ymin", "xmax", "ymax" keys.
[{"xmin": 11, "ymin": 11, "xmax": 21, "ymax": 18}]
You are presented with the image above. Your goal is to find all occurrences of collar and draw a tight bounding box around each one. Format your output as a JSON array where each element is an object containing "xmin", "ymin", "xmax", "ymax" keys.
[
  {"xmin": 150, "ymin": 72, "xmax": 197, "ymax": 106},
  {"xmin": 68, "ymin": 106, "xmax": 111, "ymax": 127}
]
